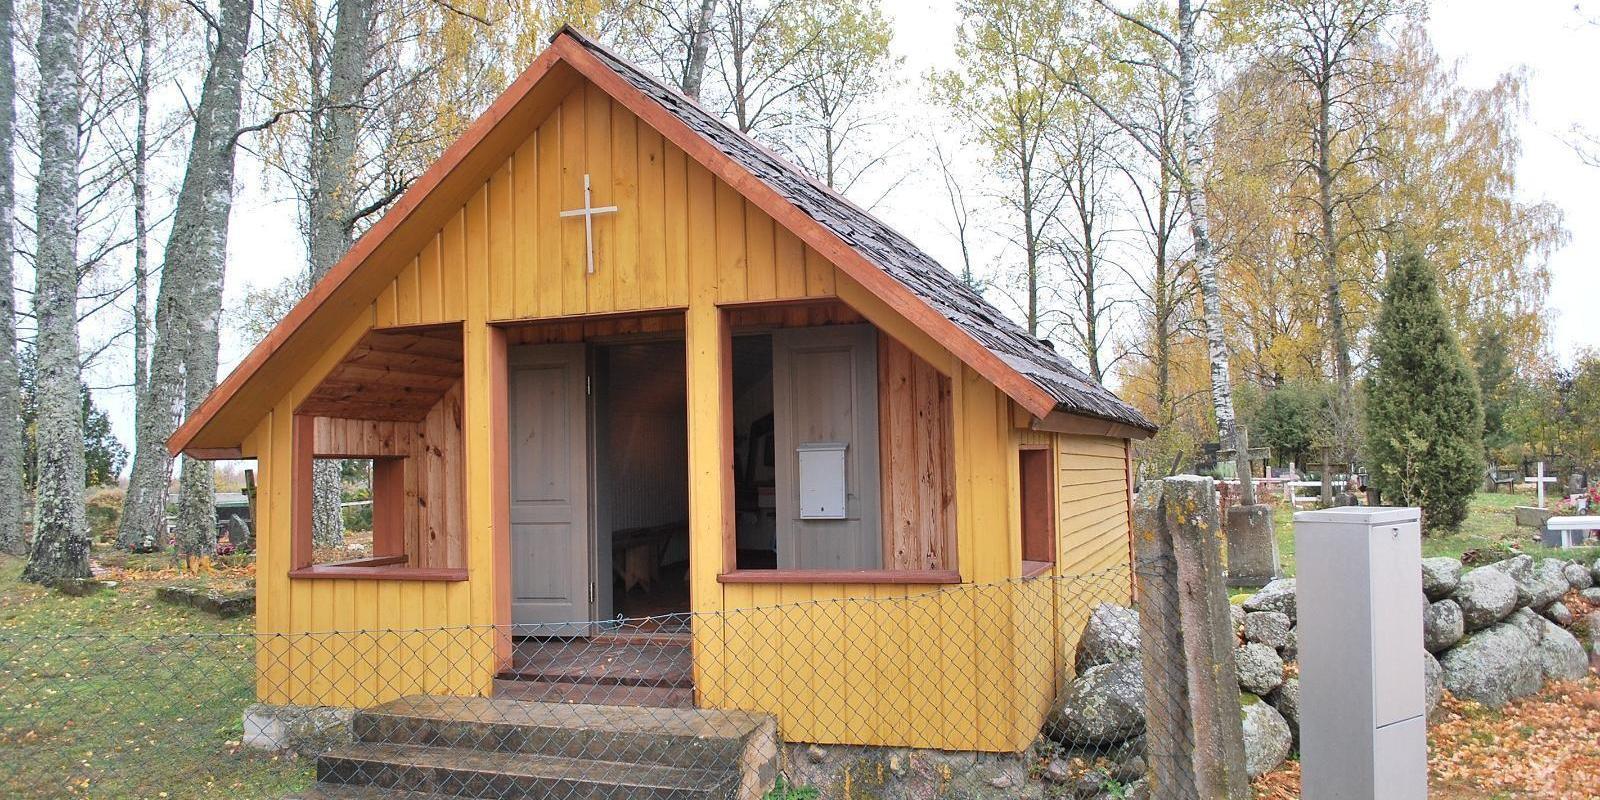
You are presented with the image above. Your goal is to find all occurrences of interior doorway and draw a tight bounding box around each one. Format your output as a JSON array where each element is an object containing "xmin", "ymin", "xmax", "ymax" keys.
[{"xmin": 592, "ymin": 340, "xmax": 690, "ymax": 626}]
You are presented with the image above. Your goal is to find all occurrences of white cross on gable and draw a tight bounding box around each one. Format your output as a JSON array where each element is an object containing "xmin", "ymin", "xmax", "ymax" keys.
[
  {"xmin": 559, "ymin": 173, "xmax": 619, "ymax": 274},
  {"xmin": 1524, "ymin": 461, "xmax": 1558, "ymax": 508}
]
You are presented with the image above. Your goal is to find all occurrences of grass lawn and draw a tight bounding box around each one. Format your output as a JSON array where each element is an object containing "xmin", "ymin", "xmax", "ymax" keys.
[
  {"xmin": 1271, "ymin": 491, "xmax": 1600, "ymax": 578},
  {"xmin": 0, "ymin": 552, "xmax": 313, "ymax": 799}
]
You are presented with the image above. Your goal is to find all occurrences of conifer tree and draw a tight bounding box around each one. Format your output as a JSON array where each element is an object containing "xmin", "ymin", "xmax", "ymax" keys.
[{"xmin": 1364, "ymin": 243, "xmax": 1483, "ymax": 532}]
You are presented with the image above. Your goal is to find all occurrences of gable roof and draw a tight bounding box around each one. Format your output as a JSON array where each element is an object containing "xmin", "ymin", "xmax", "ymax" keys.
[
  {"xmin": 562, "ymin": 30, "xmax": 1151, "ymax": 432},
  {"xmin": 169, "ymin": 27, "xmax": 1151, "ymax": 458}
]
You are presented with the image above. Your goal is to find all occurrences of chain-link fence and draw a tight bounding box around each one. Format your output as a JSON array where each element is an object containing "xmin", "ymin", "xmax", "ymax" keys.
[{"xmin": 0, "ymin": 566, "xmax": 1203, "ymax": 799}]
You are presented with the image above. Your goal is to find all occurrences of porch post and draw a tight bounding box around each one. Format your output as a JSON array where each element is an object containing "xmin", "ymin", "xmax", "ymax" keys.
[{"xmin": 685, "ymin": 299, "xmax": 731, "ymax": 704}]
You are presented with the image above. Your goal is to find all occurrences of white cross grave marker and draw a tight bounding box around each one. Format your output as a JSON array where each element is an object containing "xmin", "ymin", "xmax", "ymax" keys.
[
  {"xmin": 1524, "ymin": 461, "xmax": 1558, "ymax": 508},
  {"xmin": 559, "ymin": 173, "xmax": 618, "ymax": 275}
]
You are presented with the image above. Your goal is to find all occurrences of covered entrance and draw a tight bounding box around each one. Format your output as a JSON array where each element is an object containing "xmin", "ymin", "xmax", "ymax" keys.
[{"xmin": 505, "ymin": 318, "xmax": 691, "ymax": 632}]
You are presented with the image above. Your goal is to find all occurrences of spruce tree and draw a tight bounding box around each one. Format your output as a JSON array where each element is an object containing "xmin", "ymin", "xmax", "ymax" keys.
[{"xmin": 1364, "ymin": 243, "xmax": 1484, "ymax": 532}]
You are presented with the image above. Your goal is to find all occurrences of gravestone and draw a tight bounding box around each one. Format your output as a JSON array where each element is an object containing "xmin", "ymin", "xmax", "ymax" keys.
[
  {"xmin": 1226, "ymin": 504, "xmax": 1280, "ymax": 588},
  {"xmin": 1134, "ymin": 476, "xmax": 1250, "ymax": 800},
  {"xmin": 1570, "ymin": 473, "xmax": 1586, "ymax": 496},
  {"xmin": 1515, "ymin": 506, "xmax": 1554, "ymax": 529}
]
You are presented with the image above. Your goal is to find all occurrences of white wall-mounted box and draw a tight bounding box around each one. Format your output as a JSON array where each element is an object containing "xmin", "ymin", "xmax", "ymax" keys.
[{"xmin": 796, "ymin": 442, "xmax": 848, "ymax": 519}]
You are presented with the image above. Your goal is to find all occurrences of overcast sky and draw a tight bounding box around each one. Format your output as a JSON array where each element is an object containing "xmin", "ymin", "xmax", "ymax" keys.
[{"xmin": 195, "ymin": 0, "xmax": 1598, "ymax": 456}]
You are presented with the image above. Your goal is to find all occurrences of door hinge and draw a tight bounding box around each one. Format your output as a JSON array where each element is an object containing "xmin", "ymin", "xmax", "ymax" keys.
[
  {"xmin": 586, "ymin": 375, "xmax": 592, "ymax": 396},
  {"xmin": 588, "ymin": 582, "xmax": 596, "ymax": 604}
]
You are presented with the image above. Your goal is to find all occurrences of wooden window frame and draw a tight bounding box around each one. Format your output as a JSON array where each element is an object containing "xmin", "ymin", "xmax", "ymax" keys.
[
  {"xmin": 716, "ymin": 307, "xmax": 960, "ymax": 585},
  {"xmin": 1019, "ymin": 445, "xmax": 1056, "ymax": 578},
  {"xmin": 287, "ymin": 414, "xmax": 466, "ymax": 582}
]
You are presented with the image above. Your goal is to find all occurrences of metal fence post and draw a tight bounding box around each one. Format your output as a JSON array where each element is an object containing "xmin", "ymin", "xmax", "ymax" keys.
[
  {"xmin": 1134, "ymin": 475, "xmax": 1250, "ymax": 800},
  {"xmin": 1295, "ymin": 507, "xmax": 1426, "ymax": 800}
]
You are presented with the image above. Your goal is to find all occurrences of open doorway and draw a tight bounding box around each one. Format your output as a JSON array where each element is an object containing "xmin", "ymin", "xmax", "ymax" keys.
[{"xmin": 593, "ymin": 340, "xmax": 690, "ymax": 625}]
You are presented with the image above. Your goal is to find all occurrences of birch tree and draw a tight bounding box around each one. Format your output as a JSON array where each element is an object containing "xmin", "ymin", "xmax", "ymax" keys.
[
  {"xmin": 1173, "ymin": 0, "xmax": 1256, "ymax": 504},
  {"xmin": 23, "ymin": 0, "xmax": 88, "ymax": 584},
  {"xmin": 118, "ymin": 0, "xmax": 253, "ymax": 555},
  {"xmin": 172, "ymin": 0, "xmax": 255, "ymax": 563},
  {"xmin": 1056, "ymin": 0, "xmax": 1254, "ymax": 499},
  {"xmin": 0, "ymin": 0, "xmax": 25, "ymax": 557}
]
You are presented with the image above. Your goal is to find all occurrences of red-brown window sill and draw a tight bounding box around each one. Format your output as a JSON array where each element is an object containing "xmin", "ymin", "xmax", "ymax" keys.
[
  {"xmin": 288, "ymin": 563, "xmax": 467, "ymax": 581},
  {"xmin": 1021, "ymin": 560, "xmax": 1054, "ymax": 579},
  {"xmin": 717, "ymin": 569, "xmax": 962, "ymax": 585}
]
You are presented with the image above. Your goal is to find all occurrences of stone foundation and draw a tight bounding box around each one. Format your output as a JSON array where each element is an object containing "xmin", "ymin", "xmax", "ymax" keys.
[
  {"xmin": 242, "ymin": 703, "xmax": 354, "ymax": 756},
  {"xmin": 777, "ymin": 741, "xmax": 1043, "ymax": 800}
]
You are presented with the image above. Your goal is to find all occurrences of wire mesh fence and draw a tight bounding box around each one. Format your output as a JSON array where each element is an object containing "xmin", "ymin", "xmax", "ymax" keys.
[{"xmin": 0, "ymin": 565, "xmax": 1200, "ymax": 799}]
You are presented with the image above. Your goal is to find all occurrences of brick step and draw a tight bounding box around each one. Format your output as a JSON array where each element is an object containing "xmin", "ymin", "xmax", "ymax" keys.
[
  {"xmin": 317, "ymin": 742, "xmax": 739, "ymax": 800},
  {"xmin": 353, "ymin": 696, "xmax": 771, "ymax": 773}
]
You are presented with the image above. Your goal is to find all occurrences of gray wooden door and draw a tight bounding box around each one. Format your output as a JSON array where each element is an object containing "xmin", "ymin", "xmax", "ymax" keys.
[
  {"xmin": 772, "ymin": 325, "xmax": 881, "ymax": 569},
  {"xmin": 507, "ymin": 344, "xmax": 591, "ymax": 629}
]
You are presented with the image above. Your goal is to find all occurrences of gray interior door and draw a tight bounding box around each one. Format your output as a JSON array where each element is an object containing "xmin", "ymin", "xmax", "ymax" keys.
[
  {"xmin": 772, "ymin": 324, "xmax": 881, "ymax": 569},
  {"xmin": 508, "ymin": 343, "xmax": 591, "ymax": 629}
]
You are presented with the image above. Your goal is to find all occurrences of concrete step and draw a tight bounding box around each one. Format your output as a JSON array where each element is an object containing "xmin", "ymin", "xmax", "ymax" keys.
[
  {"xmin": 492, "ymin": 678, "xmax": 695, "ymax": 708},
  {"xmin": 286, "ymin": 785, "xmax": 452, "ymax": 799},
  {"xmin": 353, "ymin": 696, "xmax": 773, "ymax": 774},
  {"xmin": 317, "ymin": 742, "xmax": 739, "ymax": 800}
]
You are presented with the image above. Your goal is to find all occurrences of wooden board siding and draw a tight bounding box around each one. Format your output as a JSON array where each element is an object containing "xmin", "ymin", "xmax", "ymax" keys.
[
  {"xmin": 309, "ymin": 381, "xmax": 467, "ymax": 570},
  {"xmin": 238, "ymin": 72, "xmax": 1136, "ymax": 753},
  {"xmin": 372, "ymin": 81, "xmax": 837, "ymax": 331},
  {"xmin": 878, "ymin": 336, "xmax": 955, "ymax": 571}
]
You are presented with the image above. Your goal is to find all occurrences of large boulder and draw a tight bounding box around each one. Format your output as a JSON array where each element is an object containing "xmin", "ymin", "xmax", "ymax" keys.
[
  {"xmin": 1243, "ymin": 611, "xmax": 1292, "ymax": 650},
  {"xmin": 1506, "ymin": 607, "xmax": 1546, "ymax": 643},
  {"xmin": 1564, "ymin": 562, "xmax": 1594, "ymax": 591},
  {"xmin": 1423, "ymin": 650, "xmax": 1443, "ymax": 721},
  {"xmin": 1593, "ymin": 558, "xmax": 1600, "ymax": 586},
  {"xmin": 1235, "ymin": 642, "xmax": 1285, "ymax": 696},
  {"xmin": 1453, "ymin": 567, "xmax": 1518, "ymax": 631},
  {"xmin": 1535, "ymin": 619, "xmax": 1589, "ymax": 682},
  {"xmin": 1280, "ymin": 628, "xmax": 1299, "ymax": 662},
  {"xmin": 1075, "ymin": 604, "xmax": 1142, "ymax": 671},
  {"xmin": 1424, "ymin": 599, "xmax": 1464, "ymax": 653},
  {"xmin": 1439, "ymin": 622, "xmax": 1543, "ymax": 707},
  {"xmin": 1584, "ymin": 587, "xmax": 1600, "ymax": 605},
  {"xmin": 1046, "ymin": 660, "xmax": 1146, "ymax": 746},
  {"xmin": 1268, "ymin": 677, "xmax": 1300, "ymax": 742},
  {"xmin": 1240, "ymin": 697, "xmax": 1292, "ymax": 778},
  {"xmin": 1544, "ymin": 601, "xmax": 1574, "ymax": 627},
  {"xmin": 1243, "ymin": 579, "xmax": 1298, "ymax": 623},
  {"xmin": 1532, "ymin": 559, "xmax": 1574, "ymax": 608},
  {"xmin": 1422, "ymin": 557, "xmax": 1463, "ymax": 601},
  {"xmin": 1486, "ymin": 556, "xmax": 1567, "ymax": 610}
]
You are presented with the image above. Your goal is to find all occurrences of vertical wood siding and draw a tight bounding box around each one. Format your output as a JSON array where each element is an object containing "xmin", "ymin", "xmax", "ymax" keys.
[{"xmin": 241, "ymin": 76, "xmax": 1135, "ymax": 752}]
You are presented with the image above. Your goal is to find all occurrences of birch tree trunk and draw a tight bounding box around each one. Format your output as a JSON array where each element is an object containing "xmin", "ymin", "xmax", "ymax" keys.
[
  {"xmin": 0, "ymin": 0, "xmax": 27, "ymax": 557},
  {"xmin": 23, "ymin": 0, "xmax": 88, "ymax": 584},
  {"xmin": 131, "ymin": 0, "xmax": 151, "ymax": 451},
  {"xmin": 305, "ymin": 0, "xmax": 376, "ymax": 547},
  {"xmin": 171, "ymin": 0, "xmax": 255, "ymax": 562},
  {"xmin": 117, "ymin": 0, "xmax": 163, "ymax": 552},
  {"xmin": 680, "ymin": 0, "xmax": 718, "ymax": 99},
  {"xmin": 1175, "ymin": 0, "xmax": 1254, "ymax": 505},
  {"xmin": 120, "ymin": 0, "xmax": 255, "ymax": 556}
]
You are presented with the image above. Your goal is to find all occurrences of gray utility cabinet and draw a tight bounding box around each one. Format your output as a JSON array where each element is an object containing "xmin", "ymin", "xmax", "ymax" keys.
[{"xmin": 1294, "ymin": 506, "xmax": 1427, "ymax": 800}]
